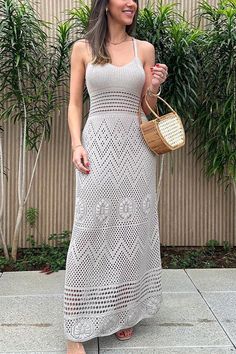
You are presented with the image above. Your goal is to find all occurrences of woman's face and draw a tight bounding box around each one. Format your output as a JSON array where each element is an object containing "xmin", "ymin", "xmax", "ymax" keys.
[{"xmin": 106, "ymin": 0, "xmax": 137, "ymax": 26}]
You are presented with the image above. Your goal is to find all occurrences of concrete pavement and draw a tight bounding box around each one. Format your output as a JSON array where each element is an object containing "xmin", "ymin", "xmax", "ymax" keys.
[{"xmin": 1, "ymin": 269, "xmax": 236, "ymax": 353}]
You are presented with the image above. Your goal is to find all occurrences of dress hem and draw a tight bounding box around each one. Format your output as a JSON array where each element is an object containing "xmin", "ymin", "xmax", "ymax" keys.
[{"xmin": 64, "ymin": 292, "xmax": 163, "ymax": 343}]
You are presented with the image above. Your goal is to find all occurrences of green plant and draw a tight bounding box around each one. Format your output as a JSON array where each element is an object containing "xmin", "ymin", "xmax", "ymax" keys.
[
  {"xmin": 26, "ymin": 235, "xmax": 36, "ymax": 248},
  {"xmin": 0, "ymin": 255, "xmax": 9, "ymax": 271},
  {"xmin": 206, "ymin": 239, "xmax": 220, "ymax": 248},
  {"xmin": 205, "ymin": 239, "xmax": 220, "ymax": 256},
  {"xmin": 166, "ymin": 246, "xmax": 223, "ymax": 269},
  {"xmin": 193, "ymin": 0, "xmax": 236, "ymax": 194},
  {"xmin": 0, "ymin": 0, "xmax": 71, "ymax": 260},
  {"xmin": 136, "ymin": 2, "xmax": 178, "ymax": 48},
  {"xmin": 3, "ymin": 230, "xmax": 71, "ymax": 272},
  {"xmin": 0, "ymin": 125, "xmax": 9, "ymax": 259},
  {"xmin": 222, "ymin": 240, "xmax": 232, "ymax": 252},
  {"xmin": 48, "ymin": 230, "xmax": 71, "ymax": 247},
  {"xmin": 67, "ymin": 1, "xmax": 94, "ymax": 113},
  {"xmin": 27, "ymin": 230, "xmax": 71, "ymax": 272},
  {"xmin": 136, "ymin": 1, "xmax": 202, "ymax": 128},
  {"xmin": 25, "ymin": 208, "xmax": 39, "ymax": 227},
  {"xmin": 68, "ymin": 0, "xmax": 91, "ymax": 36},
  {"xmin": 135, "ymin": 1, "xmax": 203, "ymax": 200},
  {"xmin": 202, "ymin": 260, "xmax": 217, "ymax": 268}
]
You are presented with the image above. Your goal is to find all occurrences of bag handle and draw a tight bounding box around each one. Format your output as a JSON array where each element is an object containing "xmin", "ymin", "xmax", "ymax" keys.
[{"xmin": 137, "ymin": 91, "xmax": 178, "ymax": 123}]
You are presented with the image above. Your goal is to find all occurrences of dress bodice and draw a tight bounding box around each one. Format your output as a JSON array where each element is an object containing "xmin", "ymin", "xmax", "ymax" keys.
[{"xmin": 85, "ymin": 37, "xmax": 146, "ymax": 116}]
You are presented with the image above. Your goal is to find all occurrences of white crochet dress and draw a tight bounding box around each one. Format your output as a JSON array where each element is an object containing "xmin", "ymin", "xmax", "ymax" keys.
[{"xmin": 63, "ymin": 37, "xmax": 163, "ymax": 342}]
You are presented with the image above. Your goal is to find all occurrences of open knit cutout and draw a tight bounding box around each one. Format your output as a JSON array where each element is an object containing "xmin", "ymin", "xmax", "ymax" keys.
[{"xmin": 63, "ymin": 37, "xmax": 163, "ymax": 342}]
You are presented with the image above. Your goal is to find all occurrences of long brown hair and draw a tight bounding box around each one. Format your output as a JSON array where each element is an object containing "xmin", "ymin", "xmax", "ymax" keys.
[{"xmin": 84, "ymin": 0, "xmax": 139, "ymax": 65}]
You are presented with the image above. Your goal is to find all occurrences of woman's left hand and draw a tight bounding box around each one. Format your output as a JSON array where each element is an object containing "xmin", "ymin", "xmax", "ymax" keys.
[{"xmin": 150, "ymin": 63, "xmax": 168, "ymax": 90}]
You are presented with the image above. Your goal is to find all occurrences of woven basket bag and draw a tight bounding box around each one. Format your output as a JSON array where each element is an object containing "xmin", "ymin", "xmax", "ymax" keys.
[{"xmin": 137, "ymin": 92, "xmax": 185, "ymax": 155}]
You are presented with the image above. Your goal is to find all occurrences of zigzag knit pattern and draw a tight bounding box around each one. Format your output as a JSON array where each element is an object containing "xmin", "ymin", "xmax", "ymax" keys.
[{"xmin": 63, "ymin": 37, "xmax": 163, "ymax": 342}]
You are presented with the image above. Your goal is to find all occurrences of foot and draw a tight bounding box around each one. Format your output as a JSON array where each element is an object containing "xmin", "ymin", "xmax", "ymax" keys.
[
  {"xmin": 115, "ymin": 327, "xmax": 134, "ymax": 341},
  {"xmin": 66, "ymin": 340, "xmax": 86, "ymax": 354}
]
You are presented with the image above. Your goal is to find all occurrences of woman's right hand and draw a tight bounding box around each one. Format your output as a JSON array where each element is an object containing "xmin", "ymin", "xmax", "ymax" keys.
[{"xmin": 72, "ymin": 146, "xmax": 90, "ymax": 174}]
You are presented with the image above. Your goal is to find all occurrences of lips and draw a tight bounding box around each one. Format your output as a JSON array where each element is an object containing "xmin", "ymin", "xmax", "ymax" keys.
[{"xmin": 122, "ymin": 10, "xmax": 134, "ymax": 14}]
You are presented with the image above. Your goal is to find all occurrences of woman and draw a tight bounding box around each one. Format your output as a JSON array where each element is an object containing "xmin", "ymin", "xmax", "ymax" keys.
[{"xmin": 64, "ymin": 0, "xmax": 168, "ymax": 352}]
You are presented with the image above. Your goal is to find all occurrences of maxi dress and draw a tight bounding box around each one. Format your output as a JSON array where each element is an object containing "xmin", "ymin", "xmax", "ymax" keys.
[{"xmin": 63, "ymin": 37, "xmax": 163, "ymax": 342}]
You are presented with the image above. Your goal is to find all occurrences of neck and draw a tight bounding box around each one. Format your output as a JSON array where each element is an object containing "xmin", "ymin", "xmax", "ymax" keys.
[{"xmin": 106, "ymin": 23, "xmax": 127, "ymax": 43}]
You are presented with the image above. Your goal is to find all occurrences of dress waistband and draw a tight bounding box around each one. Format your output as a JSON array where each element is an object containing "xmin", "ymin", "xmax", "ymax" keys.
[{"xmin": 89, "ymin": 90, "xmax": 141, "ymax": 115}]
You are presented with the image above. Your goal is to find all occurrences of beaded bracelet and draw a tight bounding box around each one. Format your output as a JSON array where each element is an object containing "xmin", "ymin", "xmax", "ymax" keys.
[
  {"xmin": 147, "ymin": 86, "xmax": 161, "ymax": 97},
  {"xmin": 72, "ymin": 144, "xmax": 82, "ymax": 152}
]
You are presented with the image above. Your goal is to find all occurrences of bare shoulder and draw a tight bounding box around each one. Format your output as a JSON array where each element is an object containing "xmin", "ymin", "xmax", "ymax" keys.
[
  {"xmin": 72, "ymin": 38, "xmax": 89, "ymax": 47},
  {"xmin": 137, "ymin": 39, "xmax": 154, "ymax": 48},
  {"xmin": 71, "ymin": 38, "xmax": 90, "ymax": 52},
  {"xmin": 135, "ymin": 39, "xmax": 155, "ymax": 65},
  {"xmin": 137, "ymin": 39, "xmax": 154, "ymax": 54},
  {"xmin": 71, "ymin": 39, "xmax": 91, "ymax": 62}
]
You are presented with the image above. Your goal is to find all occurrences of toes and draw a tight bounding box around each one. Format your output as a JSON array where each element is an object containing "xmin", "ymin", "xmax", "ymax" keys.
[
  {"xmin": 116, "ymin": 327, "xmax": 133, "ymax": 339},
  {"xmin": 124, "ymin": 328, "xmax": 133, "ymax": 336},
  {"xmin": 117, "ymin": 330, "xmax": 125, "ymax": 336}
]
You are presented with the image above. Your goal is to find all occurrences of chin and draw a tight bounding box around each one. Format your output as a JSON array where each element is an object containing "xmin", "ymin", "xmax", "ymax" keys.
[{"xmin": 122, "ymin": 19, "xmax": 134, "ymax": 25}]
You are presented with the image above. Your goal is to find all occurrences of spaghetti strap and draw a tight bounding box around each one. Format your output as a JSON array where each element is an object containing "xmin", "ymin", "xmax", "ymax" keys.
[{"xmin": 132, "ymin": 37, "xmax": 138, "ymax": 58}]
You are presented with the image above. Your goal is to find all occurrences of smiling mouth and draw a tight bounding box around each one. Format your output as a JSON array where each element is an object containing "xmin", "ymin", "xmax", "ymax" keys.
[{"xmin": 122, "ymin": 10, "xmax": 134, "ymax": 15}]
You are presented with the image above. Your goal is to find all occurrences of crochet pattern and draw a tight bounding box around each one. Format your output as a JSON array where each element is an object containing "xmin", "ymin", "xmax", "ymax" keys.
[{"xmin": 63, "ymin": 37, "xmax": 163, "ymax": 342}]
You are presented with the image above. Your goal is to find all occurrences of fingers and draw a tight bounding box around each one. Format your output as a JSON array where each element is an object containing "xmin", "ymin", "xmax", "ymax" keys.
[
  {"xmin": 76, "ymin": 160, "xmax": 90, "ymax": 174},
  {"xmin": 150, "ymin": 63, "xmax": 168, "ymax": 82},
  {"xmin": 156, "ymin": 63, "xmax": 168, "ymax": 72},
  {"xmin": 73, "ymin": 149, "xmax": 90, "ymax": 174}
]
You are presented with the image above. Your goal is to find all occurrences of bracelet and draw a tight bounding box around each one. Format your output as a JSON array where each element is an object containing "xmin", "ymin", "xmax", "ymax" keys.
[
  {"xmin": 72, "ymin": 144, "xmax": 82, "ymax": 151},
  {"xmin": 147, "ymin": 86, "xmax": 161, "ymax": 97}
]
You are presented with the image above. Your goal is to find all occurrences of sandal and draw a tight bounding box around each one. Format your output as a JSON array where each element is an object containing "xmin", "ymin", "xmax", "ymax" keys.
[{"xmin": 115, "ymin": 327, "xmax": 134, "ymax": 341}]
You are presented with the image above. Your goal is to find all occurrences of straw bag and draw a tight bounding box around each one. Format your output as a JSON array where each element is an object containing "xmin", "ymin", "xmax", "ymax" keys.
[{"xmin": 137, "ymin": 92, "xmax": 185, "ymax": 155}]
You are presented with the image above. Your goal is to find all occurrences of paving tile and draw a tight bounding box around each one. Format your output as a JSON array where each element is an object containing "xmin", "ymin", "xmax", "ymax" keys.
[
  {"xmin": 162, "ymin": 269, "xmax": 197, "ymax": 293},
  {"xmin": 100, "ymin": 347, "xmax": 236, "ymax": 353},
  {"xmin": 0, "ymin": 352, "xmax": 98, "ymax": 354},
  {"xmin": 0, "ymin": 352, "xmax": 97, "ymax": 354},
  {"xmin": 202, "ymin": 292, "xmax": 236, "ymax": 346},
  {"xmin": 99, "ymin": 292, "xmax": 232, "ymax": 350},
  {"xmin": 1, "ymin": 269, "xmax": 236, "ymax": 354},
  {"xmin": 0, "ymin": 294, "xmax": 97, "ymax": 353},
  {"xmin": 186, "ymin": 269, "xmax": 236, "ymax": 292},
  {"xmin": 0, "ymin": 270, "xmax": 65, "ymax": 296}
]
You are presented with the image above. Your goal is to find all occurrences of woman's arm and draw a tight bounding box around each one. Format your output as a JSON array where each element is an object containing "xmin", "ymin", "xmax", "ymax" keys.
[
  {"xmin": 68, "ymin": 40, "xmax": 86, "ymax": 150},
  {"xmin": 140, "ymin": 41, "xmax": 168, "ymax": 116}
]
